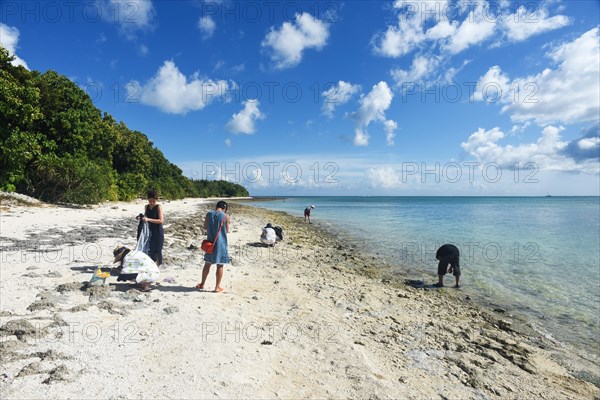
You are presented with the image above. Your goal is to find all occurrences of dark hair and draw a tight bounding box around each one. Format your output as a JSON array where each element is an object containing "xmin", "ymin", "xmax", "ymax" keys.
[
  {"xmin": 147, "ymin": 189, "xmax": 158, "ymax": 199},
  {"xmin": 216, "ymin": 200, "xmax": 228, "ymax": 210}
]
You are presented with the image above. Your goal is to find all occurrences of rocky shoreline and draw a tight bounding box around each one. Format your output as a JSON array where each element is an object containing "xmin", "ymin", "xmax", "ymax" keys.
[
  {"xmin": 230, "ymin": 202, "xmax": 600, "ymax": 389},
  {"xmin": 0, "ymin": 197, "xmax": 598, "ymax": 399}
]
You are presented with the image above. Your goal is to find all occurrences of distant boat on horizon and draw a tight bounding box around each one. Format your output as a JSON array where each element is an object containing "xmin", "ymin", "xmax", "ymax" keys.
[{"xmin": 546, "ymin": 194, "xmax": 552, "ymax": 197}]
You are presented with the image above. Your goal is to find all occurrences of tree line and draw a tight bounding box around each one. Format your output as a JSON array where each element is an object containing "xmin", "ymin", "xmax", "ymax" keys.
[{"xmin": 0, "ymin": 47, "xmax": 249, "ymax": 204}]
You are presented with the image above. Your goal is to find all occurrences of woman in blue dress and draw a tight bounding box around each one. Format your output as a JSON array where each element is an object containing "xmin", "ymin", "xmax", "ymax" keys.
[{"xmin": 197, "ymin": 200, "xmax": 230, "ymax": 292}]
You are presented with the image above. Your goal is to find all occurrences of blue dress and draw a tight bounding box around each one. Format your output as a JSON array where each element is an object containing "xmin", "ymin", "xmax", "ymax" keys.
[{"xmin": 203, "ymin": 210, "xmax": 229, "ymax": 264}]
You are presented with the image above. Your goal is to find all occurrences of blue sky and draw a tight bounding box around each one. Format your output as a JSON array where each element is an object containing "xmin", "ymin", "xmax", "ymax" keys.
[{"xmin": 1, "ymin": 0, "xmax": 599, "ymax": 195}]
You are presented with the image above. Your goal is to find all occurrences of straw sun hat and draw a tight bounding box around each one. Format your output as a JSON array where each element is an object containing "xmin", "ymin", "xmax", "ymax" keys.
[{"xmin": 113, "ymin": 244, "xmax": 129, "ymax": 263}]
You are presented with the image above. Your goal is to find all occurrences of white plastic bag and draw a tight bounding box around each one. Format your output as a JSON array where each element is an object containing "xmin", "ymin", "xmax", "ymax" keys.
[{"xmin": 135, "ymin": 221, "xmax": 151, "ymax": 254}]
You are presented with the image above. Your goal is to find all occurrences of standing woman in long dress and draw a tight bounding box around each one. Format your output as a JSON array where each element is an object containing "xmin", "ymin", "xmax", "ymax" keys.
[
  {"xmin": 140, "ymin": 189, "xmax": 164, "ymax": 266},
  {"xmin": 197, "ymin": 200, "xmax": 230, "ymax": 292}
]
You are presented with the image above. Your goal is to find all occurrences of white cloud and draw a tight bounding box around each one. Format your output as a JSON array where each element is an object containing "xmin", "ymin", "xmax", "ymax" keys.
[
  {"xmin": 224, "ymin": 138, "xmax": 232, "ymax": 147},
  {"xmin": 475, "ymin": 28, "xmax": 600, "ymax": 125},
  {"xmin": 135, "ymin": 60, "xmax": 230, "ymax": 114},
  {"xmin": 499, "ymin": 0, "xmax": 511, "ymax": 9},
  {"xmin": 177, "ymin": 150, "xmax": 598, "ymax": 196},
  {"xmin": 231, "ymin": 63, "xmax": 245, "ymax": 73},
  {"xmin": 351, "ymin": 81, "xmax": 394, "ymax": 146},
  {"xmin": 461, "ymin": 125, "xmax": 597, "ymax": 173},
  {"xmin": 261, "ymin": 12, "xmax": 329, "ymax": 69},
  {"xmin": 443, "ymin": 2, "xmax": 497, "ymax": 54},
  {"xmin": 139, "ymin": 44, "xmax": 149, "ymax": 56},
  {"xmin": 373, "ymin": 17, "xmax": 425, "ymax": 58},
  {"xmin": 426, "ymin": 20, "xmax": 458, "ymax": 40},
  {"xmin": 473, "ymin": 65, "xmax": 511, "ymax": 102},
  {"xmin": 0, "ymin": 23, "xmax": 28, "ymax": 69},
  {"xmin": 366, "ymin": 167, "xmax": 402, "ymax": 189},
  {"xmin": 97, "ymin": 0, "xmax": 156, "ymax": 39},
  {"xmin": 391, "ymin": 55, "xmax": 440, "ymax": 83},
  {"xmin": 226, "ymin": 100, "xmax": 264, "ymax": 134},
  {"xmin": 501, "ymin": 6, "xmax": 570, "ymax": 42},
  {"xmin": 213, "ymin": 60, "xmax": 225, "ymax": 71},
  {"xmin": 373, "ymin": 0, "xmax": 489, "ymax": 57},
  {"xmin": 384, "ymin": 120, "xmax": 398, "ymax": 146},
  {"xmin": 198, "ymin": 15, "xmax": 216, "ymax": 39},
  {"xmin": 511, "ymin": 121, "xmax": 531, "ymax": 134},
  {"xmin": 321, "ymin": 81, "xmax": 361, "ymax": 117},
  {"xmin": 578, "ymin": 137, "xmax": 600, "ymax": 150},
  {"xmin": 375, "ymin": 1, "xmax": 571, "ymax": 64}
]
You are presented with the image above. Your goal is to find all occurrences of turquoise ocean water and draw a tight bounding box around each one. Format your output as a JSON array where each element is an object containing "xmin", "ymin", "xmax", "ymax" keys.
[{"xmin": 248, "ymin": 196, "xmax": 600, "ymax": 356}]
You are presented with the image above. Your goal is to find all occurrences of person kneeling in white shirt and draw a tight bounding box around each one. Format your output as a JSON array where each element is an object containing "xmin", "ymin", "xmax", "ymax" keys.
[
  {"xmin": 260, "ymin": 223, "xmax": 277, "ymax": 247},
  {"xmin": 113, "ymin": 244, "xmax": 160, "ymax": 291}
]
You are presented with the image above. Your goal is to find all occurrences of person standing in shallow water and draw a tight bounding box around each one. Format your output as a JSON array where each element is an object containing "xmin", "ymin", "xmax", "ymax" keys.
[
  {"xmin": 197, "ymin": 200, "xmax": 230, "ymax": 293},
  {"xmin": 138, "ymin": 189, "xmax": 164, "ymax": 267},
  {"xmin": 433, "ymin": 244, "xmax": 461, "ymax": 288},
  {"xmin": 304, "ymin": 205, "xmax": 315, "ymax": 223}
]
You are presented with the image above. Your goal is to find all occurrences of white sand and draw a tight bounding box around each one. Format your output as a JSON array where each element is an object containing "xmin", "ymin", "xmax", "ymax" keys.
[{"xmin": 0, "ymin": 197, "xmax": 598, "ymax": 399}]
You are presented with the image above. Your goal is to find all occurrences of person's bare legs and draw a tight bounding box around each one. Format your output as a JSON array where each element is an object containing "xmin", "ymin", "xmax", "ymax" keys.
[
  {"xmin": 449, "ymin": 266, "xmax": 460, "ymax": 288},
  {"xmin": 198, "ymin": 262, "xmax": 211, "ymax": 289},
  {"xmin": 437, "ymin": 275, "xmax": 444, "ymax": 287},
  {"xmin": 214, "ymin": 264, "xmax": 224, "ymax": 292}
]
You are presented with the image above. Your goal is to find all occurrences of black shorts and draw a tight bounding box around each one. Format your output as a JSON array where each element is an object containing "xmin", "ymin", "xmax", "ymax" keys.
[
  {"xmin": 117, "ymin": 273, "xmax": 138, "ymax": 282},
  {"xmin": 437, "ymin": 256, "xmax": 460, "ymax": 276}
]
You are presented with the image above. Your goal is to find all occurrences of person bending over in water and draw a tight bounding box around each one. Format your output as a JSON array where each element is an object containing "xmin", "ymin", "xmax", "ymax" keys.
[
  {"xmin": 304, "ymin": 205, "xmax": 315, "ymax": 223},
  {"xmin": 433, "ymin": 244, "xmax": 461, "ymax": 288}
]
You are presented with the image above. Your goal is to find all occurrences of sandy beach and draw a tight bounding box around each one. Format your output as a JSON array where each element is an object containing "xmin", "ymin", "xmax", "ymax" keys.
[{"xmin": 0, "ymin": 196, "xmax": 598, "ymax": 399}]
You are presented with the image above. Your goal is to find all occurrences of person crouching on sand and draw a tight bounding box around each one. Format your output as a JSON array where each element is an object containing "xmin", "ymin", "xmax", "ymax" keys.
[
  {"xmin": 260, "ymin": 223, "xmax": 277, "ymax": 247},
  {"xmin": 113, "ymin": 244, "xmax": 160, "ymax": 292},
  {"xmin": 433, "ymin": 244, "xmax": 461, "ymax": 288}
]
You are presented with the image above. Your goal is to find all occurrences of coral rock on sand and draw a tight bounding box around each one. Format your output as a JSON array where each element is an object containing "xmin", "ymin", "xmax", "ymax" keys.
[
  {"xmin": 17, "ymin": 362, "xmax": 43, "ymax": 378},
  {"xmin": 0, "ymin": 319, "xmax": 46, "ymax": 341},
  {"xmin": 85, "ymin": 285, "xmax": 115, "ymax": 300},
  {"xmin": 26, "ymin": 299, "xmax": 57, "ymax": 312},
  {"xmin": 42, "ymin": 365, "xmax": 71, "ymax": 385},
  {"xmin": 56, "ymin": 282, "xmax": 87, "ymax": 294}
]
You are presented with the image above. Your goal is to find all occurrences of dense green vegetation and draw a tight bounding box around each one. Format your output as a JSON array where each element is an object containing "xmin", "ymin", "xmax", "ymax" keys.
[{"xmin": 0, "ymin": 47, "xmax": 248, "ymax": 203}]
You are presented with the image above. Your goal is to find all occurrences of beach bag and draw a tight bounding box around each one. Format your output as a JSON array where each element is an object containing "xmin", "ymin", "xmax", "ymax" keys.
[
  {"xmin": 201, "ymin": 240, "xmax": 214, "ymax": 254},
  {"xmin": 201, "ymin": 217, "xmax": 225, "ymax": 254},
  {"xmin": 273, "ymin": 226, "xmax": 283, "ymax": 241}
]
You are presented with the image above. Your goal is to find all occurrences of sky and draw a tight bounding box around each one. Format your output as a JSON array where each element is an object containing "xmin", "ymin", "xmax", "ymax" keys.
[{"xmin": 1, "ymin": 0, "xmax": 599, "ymax": 196}]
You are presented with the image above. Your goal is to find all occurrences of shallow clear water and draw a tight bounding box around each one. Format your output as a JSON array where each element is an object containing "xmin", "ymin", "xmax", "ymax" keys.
[{"xmin": 248, "ymin": 196, "xmax": 600, "ymax": 356}]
